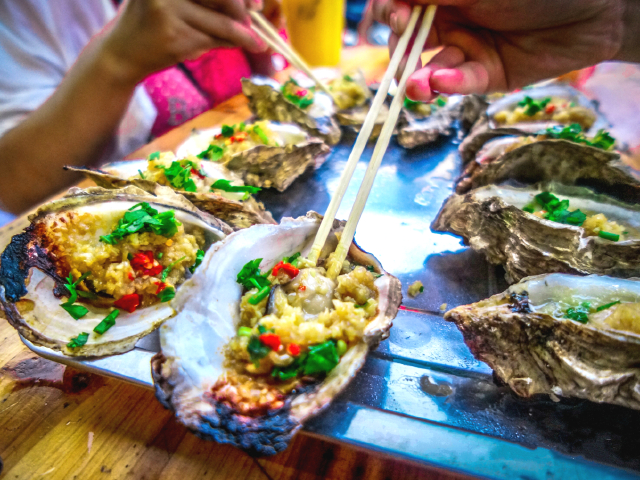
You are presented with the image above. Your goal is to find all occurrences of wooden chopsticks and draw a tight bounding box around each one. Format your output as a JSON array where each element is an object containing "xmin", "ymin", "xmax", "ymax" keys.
[
  {"xmin": 309, "ymin": 5, "xmax": 438, "ymax": 279},
  {"xmin": 249, "ymin": 11, "xmax": 333, "ymax": 98}
]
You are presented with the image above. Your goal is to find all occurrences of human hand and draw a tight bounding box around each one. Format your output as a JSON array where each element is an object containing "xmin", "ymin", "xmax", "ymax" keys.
[
  {"xmin": 371, "ymin": 0, "xmax": 632, "ymax": 101},
  {"xmin": 101, "ymin": 0, "xmax": 267, "ymax": 85}
]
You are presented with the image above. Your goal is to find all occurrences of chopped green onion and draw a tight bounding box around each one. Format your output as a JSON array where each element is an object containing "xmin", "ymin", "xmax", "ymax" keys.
[
  {"xmin": 249, "ymin": 286, "xmax": 270, "ymax": 305},
  {"xmin": 238, "ymin": 326, "xmax": 253, "ymax": 337},
  {"xmin": 252, "ymin": 125, "xmax": 270, "ymax": 145},
  {"xmin": 156, "ymin": 252, "xmax": 163, "ymax": 259},
  {"xmin": 67, "ymin": 332, "xmax": 89, "ymax": 349},
  {"xmin": 596, "ymin": 300, "xmax": 621, "ymax": 312},
  {"xmin": 93, "ymin": 309, "xmax": 119, "ymax": 335},
  {"xmin": 336, "ymin": 339, "xmax": 347, "ymax": 356},
  {"xmin": 61, "ymin": 303, "xmax": 89, "ymax": 320},
  {"xmin": 160, "ymin": 255, "xmax": 187, "ymax": 282},
  {"xmin": 138, "ymin": 170, "xmax": 146, "ymax": 179},
  {"xmin": 210, "ymin": 179, "xmax": 261, "ymax": 195},
  {"xmin": 197, "ymin": 144, "xmax": 225, "ymax": 161},
  {"xmin": 598, "ymin": 231, "xmax": 620, "ymax": 242},
  {"xmin": 158, "ymin": 287, "xmax": 175, "ymax": 303}
]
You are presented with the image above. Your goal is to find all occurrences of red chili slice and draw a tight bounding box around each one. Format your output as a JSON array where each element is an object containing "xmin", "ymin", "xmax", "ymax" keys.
[
  {"xmin": 130, "ymin": 251, "xmax": 163, "ymax": 276},
  {"xmin": 114, "ymin": 293, "xmax": 141, "ymax": 313},
  {"xmin": 190, "ymin": 168, "xmax": 205, "ymax": 179},
  {"xmin": 259, "ymin": 333, "xmax": 281, "ymax": 351},
  {"xmin": 128, "ymin": 272, "xmax": 135, "ymax": 281},
  {"xmin": 272, "ymin": 262, "xmax": 299, "ymax": 278},
  {"xmin": 296, "ymin": 89, "xmax": 308, "ymax": 97},
  {"xmin": 298, "ymin": 285, "xmax": 306, "ymax": 292},
  {"xmin": 287, "ymin": 343, "xmax": 300, "ymax": 356},
  {"xmin": 545, "ymin": 104, "xmax": 556, "ymax": 114},
  {"xmin": 155, "ymin": 282, "xmax": 167, "ymax": 294}
]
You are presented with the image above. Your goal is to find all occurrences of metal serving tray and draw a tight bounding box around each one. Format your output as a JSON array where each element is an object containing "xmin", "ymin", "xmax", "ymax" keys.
[{"xmin": 21, "ymin": 134, "xmax": 640, "ymax": 479}]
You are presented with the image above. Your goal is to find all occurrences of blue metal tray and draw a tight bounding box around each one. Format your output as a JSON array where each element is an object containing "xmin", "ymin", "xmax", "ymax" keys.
[{"xmin": 22, "ymin": 133, "xmax": 640, "ymax": 479}]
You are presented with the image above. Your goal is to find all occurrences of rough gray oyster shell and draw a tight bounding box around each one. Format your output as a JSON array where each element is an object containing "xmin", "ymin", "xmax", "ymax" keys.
[
  {"xmin": 432, "ymin": 182, "xmax": 640, "ymax": 283},
  {"xmin": 66, "ymin": 160, "xmax": 275, "ymax": 231},
  {"xmin": 460, "ymin": 85, "xmax": 610, "ymax": 163},
  {"xmin": 242, "ymin": 76, "xmax": 342, "ymax": 145},
  {"xmin": 151, "ymin": 213, "xmax": 402, "ymax": 455},
  {"xmin": 0, "ymin": 186, "xmax": 229, "ymax": 357},
  {"xmin": 455, "ymin": 137, "xmax": 640, "ymax": 202},
  {"xmin": 397, "ymin": 96, "xmax": 463, "ymax": 149},
  {"xmin": 446, "ymin": 273, "xmax": 640, "ymax": 410},
  {"xmin": 177, "ymin": 121, "xmax": 331, "ymax": 192}
]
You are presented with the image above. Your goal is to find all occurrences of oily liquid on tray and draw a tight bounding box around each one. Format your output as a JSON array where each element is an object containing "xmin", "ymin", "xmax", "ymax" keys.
[{"xmin": 281, "ymin": 0, "xmax": 344, "ymax": 67}]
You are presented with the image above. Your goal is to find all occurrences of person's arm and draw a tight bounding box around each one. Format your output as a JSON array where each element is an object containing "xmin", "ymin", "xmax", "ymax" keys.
[
  {"xmin": 367, "ymin": 0, "xmax": 640, "ymax": 101},
  {"xmin": 0, "ymin": 0, "xmax": 266, "ymax": 214}
]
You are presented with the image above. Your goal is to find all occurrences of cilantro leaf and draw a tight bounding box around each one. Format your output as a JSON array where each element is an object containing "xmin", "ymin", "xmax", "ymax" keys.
[
  {"xmin": 149, "ymin": 152, "xmax": 160, "ymax": 160},
  {"xmin": 160, "ymin": 255, "xmax": 187, "ymax": 282},
  {"xmin": 155, "ymin": 160, "xmax": 200, "ymax": 192},
  {"xmin": 61, "ymin": 303, "xmax": 89, "ymax": 320},
  {"xmin": 67, "ymin": 332, "xmax": 89, "ymax": 349},
  {"xmin": 158, "ymin": 287, "xmax": 175, "ymax": 303},
  {"xmin": 210, "ymin": 179, "xmax": 261, "ymax": 195},
  {"xmin": 236, "ymin": 258, "xmax": 270, "ymax": 290},
  {"xmin": 283, "ymin": 252, "xmax": 301, "ymax": 267},
  {"xmin": 517, "ymin": 96, "xmax": 551, "ymax": 116},
  {"xmin": 93, "ymin": 309, "xmax": 119, "ymax": 335},
  {"xmin": 544, "ymin": 124, "xmax": 616, "ymax": 151},
  {"xmin": 221, "ymin": 125, "xmax": 234, "ymax": 137},
  {"xmin": 252, "ymin": 125, "xmax": 270, "ymax": 145},
  {"xmin": 100, "ymin": 203, "xmax": 181, "ymax": 244},
  {"xmin": 62, "ymin": 271, "xmax": 91, "ymax": 306},
  {"xmin": 189, "ymin": 249, "xmax": 205, "ymax": 273},
  {"xmin": 248, "ymin": 335, "xmax": 271, "ymax": 362},
  {"xmin": 303, "ymin": 341, "xmax": 339, "ymax": 375},
  {"xmin": 197, "ymin": 144, "xmax": 225, "ymax": 161},
  {"xmin": 564, "ymin": 302, "xmax": 591, "ymax": 324}
]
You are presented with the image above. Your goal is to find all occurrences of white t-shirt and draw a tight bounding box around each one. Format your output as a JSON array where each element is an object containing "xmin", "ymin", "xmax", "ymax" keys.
[{"xmin": 0, "ymin": 0, "xmax": 157, "ymax": 160}]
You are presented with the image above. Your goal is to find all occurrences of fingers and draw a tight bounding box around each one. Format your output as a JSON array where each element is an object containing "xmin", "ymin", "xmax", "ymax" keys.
[
  {"xmin": 192, "ymin": 0, "xmax": 249, "ymax": 23},
  {"xmin": 182, "ymin": 1, "xmax": 266, "ymax": 52},
  {"xmin": 372, "ymin": 0, "xmax": 412, "ymax": 34},
  {"xmin": 431, "ymin": 62, "xmax": 489, "ymax": 94},
  {"xmin": 405, "ymin": 45, "xmax": 465, "ymax": 100},
  {"xmin": 245, "ymin": 0, "xmax": 263, "ymax": 11}
]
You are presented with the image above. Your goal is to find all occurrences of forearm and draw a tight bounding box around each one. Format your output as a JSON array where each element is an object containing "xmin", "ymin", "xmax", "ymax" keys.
[
  {"xmin": 614, "ymin": 0, "xmax": 640, "ymax": 62},
  {"xmin": 0, "ymin": 33, "xmax": 141, "ymax": 214}
]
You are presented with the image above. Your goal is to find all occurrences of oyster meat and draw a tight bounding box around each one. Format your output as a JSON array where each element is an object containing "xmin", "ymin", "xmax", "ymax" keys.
[
  {"xmin": 446, "ymin": 273, "xmax": 640, "ymax": 409},
  {"xmin": 66, "ymin": 151, "xmax": 275, "ymax": 231},
  {"xmin": 398, "ymin": 95, "xmax": 462, "ymax": 149},
  {"xmin": 460, "ymin": 85, "xmax": 610, "ymax": 163},
  {"xmin": 0, "ymin": 186, "xmax": 229, "ymax": 357},
  {"xmin": 455, "ymin": 132, "xmax": 640, "ymax": 202},
  {"xmin": 432, "ymin": 182, "xmax": 640, "ymax": 283},
  {"xmin": 177, "ymin": 121, "xmax": 331, "ymax": 192},
  {"xmin": 242, "ymin": 76, "xmax": 342, "ymax": 145},
  {"xmin": 152, "ymin": 213, "xmax": 401, "ymax": 455}
]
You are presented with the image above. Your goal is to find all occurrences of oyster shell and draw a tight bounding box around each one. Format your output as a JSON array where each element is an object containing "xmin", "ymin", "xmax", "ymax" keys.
[
  {"xmin": 0, "ymin": 186, "xmax": 229, "ymax": 357},
  {"xmin": 460, "ymin": 85, "xmax": 610, "ymax": 163},
  {"xmin": 397, "ymin": 96, "xmax": 463, "ymax": 149},
  {"xmin": 151, "ymin": 213, "xmax": 402, "ymax": 455},
  {"xmin": 242, "ymin": 77, "xmax": 342, "ymax": 145},
  {"xmin": 459, "ymin": 94, "xmax": 489, "ymax": 133},
  {"xmin": 455, "ymin": 137, "xmax": 640, "ymax": 202},
  {"xmin": 177, "ymin": 121, "xmax": 331, "ymax": 192},
  {"xmin": 446, "ymin": 273, "xmax": 640, "ymax": 409},
  {"xmin": 432, "ymin": 182, "xmax": 640, "ymax": 283},
  {"xmin": 66, "ymin": 158, "xmax": 275, "ymax": 231}
]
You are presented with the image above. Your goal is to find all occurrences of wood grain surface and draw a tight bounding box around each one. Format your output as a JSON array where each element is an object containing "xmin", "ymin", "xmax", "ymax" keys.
[{"xmin": 0, "ymin": 46, "xmax": 468, "ymax": 480}]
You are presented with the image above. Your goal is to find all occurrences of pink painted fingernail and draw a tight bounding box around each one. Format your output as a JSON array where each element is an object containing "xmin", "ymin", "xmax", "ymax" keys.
[{"xmin": 432, "ymin": 69, "xmax": 465, "ymax": 87}]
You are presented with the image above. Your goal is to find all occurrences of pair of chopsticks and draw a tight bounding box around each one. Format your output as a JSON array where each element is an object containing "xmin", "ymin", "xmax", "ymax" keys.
[
  {"xmin": 249, "ymin": 11, "xmax": 334, "ymax": 98},
  {"xmin": 300, "ymin": 5, "xmax": 438, "ymax": 279}
]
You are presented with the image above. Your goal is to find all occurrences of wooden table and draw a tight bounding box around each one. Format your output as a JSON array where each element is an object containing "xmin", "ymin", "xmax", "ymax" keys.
[{"xmin": 0, "ymin": 46, "xmax": 468, "ymax": 480}]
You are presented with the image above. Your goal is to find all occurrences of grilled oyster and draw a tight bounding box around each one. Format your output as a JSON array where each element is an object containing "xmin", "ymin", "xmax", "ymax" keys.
[
  {"xmin": 242, "ymin": 76, "xmax": 341, "ymax": 145},
  {"xmin": 398, "ymin": 95, "xmax": 462, "ymax": 148},
  {"xmin": 328, "ymin": 69, "xmax": 389, "ymax": 138},
  {"xmin": 459, "ymin": 94, "xmax": 489, "ymax": 133},
  {"xmin": 177, "ymin": 121, "xmax": 331, "ymax": 192},
  {"xmin": 460, "ymin": 85, "xmax": 609, "ymax": 163},
  {"xmin": 0, "ymin": 186, "xmax": 229, "ymax": 357},
  {"xmin": 152, "ymin": 213, "xmax": 402, "ymax": 455},
  {"xmin": 432, "ymin": 182, "xmax": 640, "ymax": 283},
  {"xmin": 66, "ymin": 153, "xmax": 275, "ymax": 231},
  {"xmin": 446, "ymin": 273, "xmax": 640, "ymax": 409},
  {"xmin": 455, "ymin": 133, "xmax": 640, "ymax": 202}
]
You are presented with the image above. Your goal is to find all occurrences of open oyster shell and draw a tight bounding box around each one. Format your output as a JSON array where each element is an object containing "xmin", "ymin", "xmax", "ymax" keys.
[
  {"xmin": 460, "ymin": 85, "xmax": 610, "ymax": 163},
  {"xmin": 177, "ymin": 121, "xmax": 331, "ymax": 192},
  {"xmin": 0, "ymin": 186, "xmax": 229, "ymax": 357},
  {"xmin": 151, "ymin": 213, "xmax": 402, "ymax": 455},
  {"xmin": 242, "ymin": 77, "xmax": 342, "ymax": 145},
  {"xmin": 66, "ymin": 160, "xmax": 275, "ymax": 231},
  {"xmin": 459, "ymin": 94, "xmax": 489, "ymax": 133},
  {"xmin": 455, "ymin": 138, "xmax": 640, "ymax": 202},
  {"xmin": 446, "ymin": 273, "xmax": 640, "ymax": 409},
  {"xmin": 397, "ymin": 96, "xmax": 463, "ymax": 149},
  {"xmin": 432, "ymin": 182, "xmax": 640, "ymax": 283}
]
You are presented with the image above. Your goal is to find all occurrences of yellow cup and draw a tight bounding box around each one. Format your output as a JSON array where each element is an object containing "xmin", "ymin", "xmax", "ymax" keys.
[{"xmin": 281, "ymin": 0, "xmax": 345, "ymax": 67}]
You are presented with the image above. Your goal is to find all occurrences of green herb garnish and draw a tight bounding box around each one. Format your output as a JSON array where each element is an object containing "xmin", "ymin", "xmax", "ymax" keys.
[
  {"xmin": 189, "ymin": 249, "xmax": 205, "ymax": 274},
  {"xmin": 282, "ymin": 78, "xmax": 315, "ymax": 109},
  {"xmin": 249, "ymin": 286, "xmax": 271, "ymax": 305},
  {"xmin": 210, "ymin": 179, "xmax": 261, "ymax": 195},
  {"xmin": 149, "ymin": 152, "xmax": 160, "ymax": 161},
  {"xmin": 154, "ymin": 160, "xmax": 200, "ymax": 192},
  {"xmin": 158, "ymin": 287, "xmax": 175, "ymax": 303},
  {"xmin": 238, "ymin": 326, "xmax": 253, "ymax": 337},
  {"xmin": 517, "ymin": 96, "xmax": 551, "ymax": 116},
  {"xmin": 564, "ymin": 301, "xmax": 591, "ymax": 324},
  {"xmin": 544, "ymin": 124, "xmax": 616, "ymax": 151},
  {"xmin": 197, "ymin": 144, "xmax": 225, "ymax": 161},
  {"xmin": 252, "ymin": 125, "xmax": 270, "ymax": 145},
  {"xmin": 61, "ymin": 304, "xmax": 89, "ymax": 320},
  {"xmin": 248, "ymin": 335, "xmax": 271, "ymax": 362},
  {"xmin": 237, "ymin": 259, "xmax": 269, "ymax": 289},
  {"xmin": 343, "ymin": 74, "xmax": 353, "ymax": 82},
  {"xmin": 160, "ymin": 256, "xmax": 187, "ymax": 282},
  {"xmin": 599, "ymin": 230, "xmax": 620, "ymax": 242},
  {"xmin": 403, "ymin": 97, "xmax": 422, "ymax": 110},
  {"xmin": 283, "ymin": 252, "xmax": 301, "ymax": 267},
  {"xmin": 221, "ymin": 125, "xmax": 234, "ymax": 138},
  {"xmin": 93, "ymin": 309, "xmax": 119, "ymax": 335},
  {"xmin": 138, "ymin": 170, "xmax": 146, "ymax": 179},
  {"xmin": 62, "ymin": 272, "xmax": 91, "ymax": 306},
  {"xmin": 303, "ymin": 340, "xmax": 340, "ymax": 375},
  {"xmin": 67, "ymin": 332, "xmax": 89, "ymax": 349},
  {"xmin": 596, "ymin": 300, "xmax": 621, "ymax": 312},
  {"xmin": 100, "ymin": 203, "xmax": 181, "ymax": 245},
  {"xmin": 526, "ymin": 192, "xmax": 587, "ymax": 227},
  {"xmin": 435, "ymin": 96, "xmax": 447, "ymax": 107}
]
